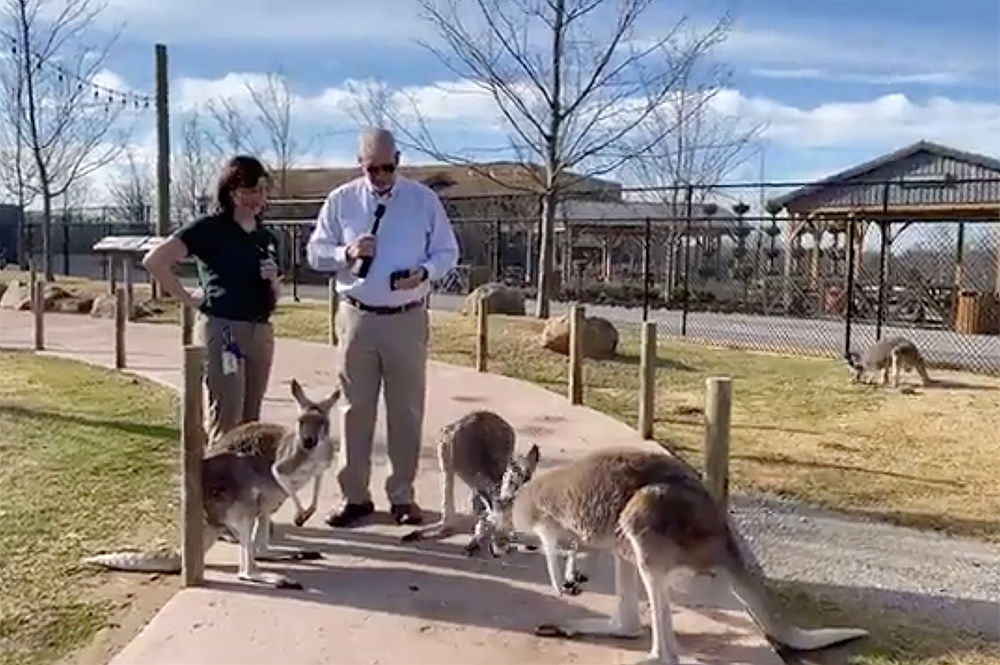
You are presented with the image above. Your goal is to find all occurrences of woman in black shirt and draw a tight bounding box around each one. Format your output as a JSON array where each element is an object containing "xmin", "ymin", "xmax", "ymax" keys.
[{"xmin": 143, "ymin": 155, "xmax": 281, "ymax": 443}]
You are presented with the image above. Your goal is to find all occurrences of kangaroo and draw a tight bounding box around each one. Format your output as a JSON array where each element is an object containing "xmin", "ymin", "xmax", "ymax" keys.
[
  {"xmin": 485, "ymin": 447, "xmax": 868, "ymax": 664},
  {"xmin": 846, "ymin": 336, "xmax": 933, "ymax": 388},
  {"xmin": 81, "ymin": 379, "xmax": 340, "ymax": 589},
  {"xmin": 400, "ymin": 410, "xmax": 540, "ymax": 557}
]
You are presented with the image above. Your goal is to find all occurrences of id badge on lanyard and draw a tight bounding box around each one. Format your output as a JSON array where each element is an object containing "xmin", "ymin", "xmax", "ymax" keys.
[{"xmin": 221, "ymin": 324, "xmax": 243, "ymax": 375}]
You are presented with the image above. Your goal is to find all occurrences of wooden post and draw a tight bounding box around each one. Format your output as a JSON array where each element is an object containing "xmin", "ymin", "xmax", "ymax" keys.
[
  {"xmin": 123, "ymin": 258, "xmax": 134, "ymax": 321},
  {"xmin": 33, "ymin": 279, "xmax": 44, "ymax": 351},
  {"xmin": 703, "ymin": 377, "xmax": 733, "ymax": 510},
  {"xmin": 327, "ymin": 277, "xmax": 338, "ymax": 346},
  {"xmin": 568, "ymin": 303, "xmax": 585, "ymax": 405},
  {"xmin": 180, "ymin": 302, "xmax": 194, "ymax": 346},
  {"xmin": 181, "ymin": 345, "xmax": 206, "ymax": 587},
  {"xmin": 114, "ymin": 288, "xmax": 126, "ymax": 369},
  {"xmin": 475, "ymin": 295, "xmax": 489, "ymax": 372},
  {"xmin": 637, "ymin": 321, "xmax": 656, "ymax": 439},
  {"xmin": 28, "ymin": 256, "xmax": 37, "ymax": 304},
  {"xmin": 108, "ymin": 255, "xmax": 118, "ymax": 294}
]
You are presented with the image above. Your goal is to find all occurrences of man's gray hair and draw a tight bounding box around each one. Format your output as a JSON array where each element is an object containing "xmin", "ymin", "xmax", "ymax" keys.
[{"xmin": 358, "ymin": 127, "xmax": 397, "ymax": 156}]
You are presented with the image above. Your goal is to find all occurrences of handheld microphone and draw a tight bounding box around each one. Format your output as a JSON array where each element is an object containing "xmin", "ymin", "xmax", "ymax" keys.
[{"xmin": 353, "ymin": 203, "xmax": 386, "ymax": 278}]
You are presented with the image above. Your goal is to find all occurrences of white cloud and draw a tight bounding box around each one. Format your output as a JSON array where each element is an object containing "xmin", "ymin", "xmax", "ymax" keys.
[
  {"xmin": 91, "ymin": 69, "xmax": 129, "ymax": 91},
  {"xmin": 720, "ymin": 26, "xmax": 991, "ymax": 84},
  {"xmin": 750, "ymin": 68, "xmax": 966, "ymax": 86},
  {"xmin": 175, "ymin": 73, "xmax": 277, "ymax": 111},
  {"xmin": 174, "ymin": 74, "xmax": 504, "ymax": 127},
  {"xmin": 76, "ymin": 69, "xmax": 1000, "ymax": 206},
  {"xmin": 709, "ymin": 90, "xmax": 1000, "ymax": 154}
]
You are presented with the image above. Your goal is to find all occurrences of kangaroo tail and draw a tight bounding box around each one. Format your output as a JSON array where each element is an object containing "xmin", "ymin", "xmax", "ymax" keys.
[
  {"xmin": 81, "ymin": 550, "xmax": 182, "ymax": 574},
  {"xmin": 720, "ymin": 525, "xmax": 868, "ymax": 650}
]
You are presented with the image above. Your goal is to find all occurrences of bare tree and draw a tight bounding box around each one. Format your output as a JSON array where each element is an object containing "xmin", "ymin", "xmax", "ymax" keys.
[
  {"xmin": 245, "ymin": 70, "xmax": 298, "ymax": 196},
  {"xmin": 341, "ymin": 77, "xmax": 397, "ymax": 129},
  {"xmin": 0, "ymin": 54, "xmax": 36, "ymax": 209},
  {"xmin": 0, "ymin": 48, "xmax": 37, "ymax": 267},
  {"xmin": 624, "ymin": 39, "xmax": 765, "ymax": 206},
  {"xmin": 627, "ymin": 95, "xmax": 763, "ymax": 206},
  {"xmin": 380, "ymin": 0, "xmax": 731, "ymax": 317},
  {"xmin": 108, "ymin": 148, "xmax": 153, "ymax": 224},
  {"xmin": 204, "ymin": 96, "xmax": 259, "ymax": 158},
  {"xmin": 173, "ymin": 109, "xmax": 216, "ymax": 223},
  {"xmin": 203, "ymin": 71, "xmax": 316, "ymax": 199},
  {"xmin": 1, "ymin": 0, "xmax": 131, "ymax": 279}
]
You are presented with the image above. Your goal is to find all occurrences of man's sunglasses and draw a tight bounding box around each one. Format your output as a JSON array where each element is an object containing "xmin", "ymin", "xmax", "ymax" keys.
[{"xmin": 366, "ymin": 163, "xmax": 396, "ymax": 175}]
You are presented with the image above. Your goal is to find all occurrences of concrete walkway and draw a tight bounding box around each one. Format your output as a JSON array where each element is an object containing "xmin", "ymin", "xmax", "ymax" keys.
[{"xmin": 0, "ymin": 310, "xmax": 782, "ymax": 665}]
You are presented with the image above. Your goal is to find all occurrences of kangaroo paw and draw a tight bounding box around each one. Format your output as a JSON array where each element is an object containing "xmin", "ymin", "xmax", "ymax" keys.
[
  {"xmin": 255, "ymin": 548, "xmax": 322, "ymax": 562},
  {"xmin": 401, "ymin": 522, "xmax": 454, "ymax": 543},
  {"xmin": 238, "ymin": 571, "xmax": 303, "ymax": 590}
]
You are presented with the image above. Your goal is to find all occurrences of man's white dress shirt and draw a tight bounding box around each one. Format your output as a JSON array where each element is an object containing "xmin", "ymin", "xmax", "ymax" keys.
[{"xmin": 305, "ymin": 175, "xmax": 460, "ymax": 308}]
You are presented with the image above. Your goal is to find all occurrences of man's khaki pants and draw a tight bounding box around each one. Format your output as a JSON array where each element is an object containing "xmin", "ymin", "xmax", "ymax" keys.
[
  {"xmin": 335, "ymin": 301, "xmax": 428, "ymax": 506},
  {"xmin": 196, "ymin": 314, "xmax": 275, "ymax": 444}
]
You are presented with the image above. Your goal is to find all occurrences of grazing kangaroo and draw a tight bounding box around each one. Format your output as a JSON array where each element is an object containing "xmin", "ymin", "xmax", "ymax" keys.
[
  {"xmin": 485, "ymin": 447, "xmax": 868, "ymax": 664},
  {"xmin": 81, "ymin": 380, "xmax": 340, "ymax": 589},
  {"xmin": 400, "ymin": 410, "xmax": 540, "ymax": 557},
  {"xmin": 846, "ymin": 336, "xmax": 933, "ymax": 388}
]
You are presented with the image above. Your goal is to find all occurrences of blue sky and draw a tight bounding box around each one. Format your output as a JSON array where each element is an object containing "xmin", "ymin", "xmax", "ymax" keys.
[{"xmin": 78, "ymin": 0, "xmax": 1000, "ymax": 199}]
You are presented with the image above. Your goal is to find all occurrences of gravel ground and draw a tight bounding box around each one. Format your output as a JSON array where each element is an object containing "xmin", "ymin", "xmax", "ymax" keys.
[{"xmin": 729, "ymin": 493, "xmax": 1000, "ymax": 640}]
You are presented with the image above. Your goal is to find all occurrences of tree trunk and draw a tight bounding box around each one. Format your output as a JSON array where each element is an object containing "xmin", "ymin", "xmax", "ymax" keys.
[
  {"xmin": 41, "ymin": 189, "xmax": 53, "ymax": 280},
  {"xmin": 534, "ymin": 0, "xmax": 564, "ymax": 320},
  {"xmin": 535, "ymin": 191, "xmax": 557, "ymax": 318}
]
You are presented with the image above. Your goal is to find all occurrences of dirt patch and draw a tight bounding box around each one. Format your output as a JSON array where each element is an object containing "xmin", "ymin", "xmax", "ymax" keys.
[{"xmin": 57, "ymin": 574, "xmax": 180, "ymax": 665}]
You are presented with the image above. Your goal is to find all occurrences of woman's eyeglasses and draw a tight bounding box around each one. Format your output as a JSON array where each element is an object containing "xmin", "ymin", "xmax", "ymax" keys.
[{"xmin": 366, "ymin": 164, "xmax": 396, "ymax": 175}]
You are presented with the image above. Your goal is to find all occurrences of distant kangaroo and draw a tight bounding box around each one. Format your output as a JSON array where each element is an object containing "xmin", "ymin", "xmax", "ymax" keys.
[
  {"xmin": 846, "ymin": 336, "xmax": 933, "ymax": 388},
  {"xmin": 400, "ymin": 410, "xmax": 540, "ymax": 557},
  {"xmin": 484, "ymin": 447, "xmax": 868, "ymax": 664},
  {"xmin": 81, "ymin": 379, "xmax": 340, "ymax": 589}
]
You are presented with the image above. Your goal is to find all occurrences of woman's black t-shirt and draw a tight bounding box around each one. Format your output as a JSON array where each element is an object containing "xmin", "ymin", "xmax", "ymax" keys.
[{"xmin": 174, "ymin": 214, "xmax": 279, "ymax": 323}]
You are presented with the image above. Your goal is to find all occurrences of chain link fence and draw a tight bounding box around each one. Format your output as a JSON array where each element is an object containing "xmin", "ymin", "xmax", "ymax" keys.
[{"xmin": 5, "ymin": 177, "xmax": 999, "ymax": 374}]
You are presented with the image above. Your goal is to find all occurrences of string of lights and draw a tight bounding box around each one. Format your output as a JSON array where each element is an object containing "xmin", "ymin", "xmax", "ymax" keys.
[{"xmin": 2, "ymin": 31, "xmax": 152, "ymax": 110}]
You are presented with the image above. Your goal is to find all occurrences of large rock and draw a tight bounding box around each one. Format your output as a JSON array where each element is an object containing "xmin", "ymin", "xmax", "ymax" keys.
[
  {"xmin": 0, "ymin": 280, "xmax": 25, "ymax": 309},
  {"xmin": 89, "ymin": 293, "xmax": 156, "ymax": 320},
  {"xmin": 540, "ymin": 313, "xmax": 619, "ymax": 359},
  {"xmin": 462, "ymin": 282, "xmax": 526, "ymax": 316},
  {"xmin": 89, "ymin": 293, "xmax": 117, "ymax": 319},
  {"xmin": 57, "ymin": 297, "xmax": 95, "ymax": 314},
  {"xmin": 1, "ymin": 280, "xmax": 89, "ymax": 312},
  {"xmin": 41, "ymin": 284, "xmax": 74, "ymax": 309}
]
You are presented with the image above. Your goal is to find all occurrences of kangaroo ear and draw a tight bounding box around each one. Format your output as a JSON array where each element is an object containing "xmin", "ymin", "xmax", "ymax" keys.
[
  {"xmin": 318, "ymin": 389, "xmax": 341, "ymax": 412},
  {"xmin": 290, "ymin": 379, "xmax": 308, "ymax": 407},
  {"xmin": 524, "ymin": 443, "xmax": 540, "ymax": 472}
]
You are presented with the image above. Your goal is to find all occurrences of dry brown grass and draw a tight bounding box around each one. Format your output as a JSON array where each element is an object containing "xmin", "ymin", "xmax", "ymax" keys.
[
  {"xmin": 432, "ymin": 311, "xmax": 999, "ymax": 541},
  {"xmin": 0, "ymin": 351, "xmax": 179, "ymax": 665},
  {"xmin": 7, "ymin": 268, "xmax": 993, "ymax": 541},
  {"xmin": 5, "ymin": 272, "xmax": 998, "ymax": 665}
]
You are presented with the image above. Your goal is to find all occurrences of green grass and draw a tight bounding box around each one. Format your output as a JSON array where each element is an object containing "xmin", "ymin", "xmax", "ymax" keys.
[{"xmin": 0, "ymin": 351, "xmax": 179, "ymax": 665}]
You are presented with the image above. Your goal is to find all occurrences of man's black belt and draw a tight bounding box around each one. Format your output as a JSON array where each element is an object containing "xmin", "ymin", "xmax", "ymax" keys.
[{"xmin": 345, "ymin": 295, "xmax": 424, "ymax": 315}]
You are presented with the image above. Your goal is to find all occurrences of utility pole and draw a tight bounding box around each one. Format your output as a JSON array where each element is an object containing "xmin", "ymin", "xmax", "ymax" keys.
[{"xmin": 153, "ymin": 43, "xmax": 170, "ymax": 298}]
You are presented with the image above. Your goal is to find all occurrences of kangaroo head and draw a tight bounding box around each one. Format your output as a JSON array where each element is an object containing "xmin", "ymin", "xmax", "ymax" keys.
[
  {"xmin": 290, "ymin": 379, "xmax": 340, "ymax": 450},
  {"xmin": 843, "ymin": 351, "xmax": 863, "ymax": 382},
  {"xmin": 483, "ymin": 443, "xmax": 540, "ymax": 555}
]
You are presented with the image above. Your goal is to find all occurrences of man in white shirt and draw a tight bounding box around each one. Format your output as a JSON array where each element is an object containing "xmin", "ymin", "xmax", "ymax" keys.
[{"xmin": 306, "ymin": 128, "xmax": 459, "ymax": 528}]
